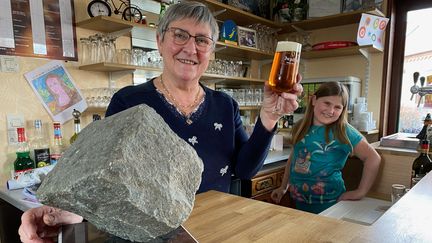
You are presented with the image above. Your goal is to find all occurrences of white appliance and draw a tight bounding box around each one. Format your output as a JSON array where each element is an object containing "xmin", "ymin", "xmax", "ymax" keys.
[{"xmin": 301, "ymin": 76, "xmax": 361, "ymax": 113}]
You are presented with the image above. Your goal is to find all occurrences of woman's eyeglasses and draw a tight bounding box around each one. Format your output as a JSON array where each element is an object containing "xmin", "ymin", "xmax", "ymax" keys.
[{"xmin": 164, "ymin": 27, "xmax": 214, "ymax": 52}]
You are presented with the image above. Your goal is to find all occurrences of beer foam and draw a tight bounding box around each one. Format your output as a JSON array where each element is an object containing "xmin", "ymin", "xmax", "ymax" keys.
[{"xmin": 276, "ymin": 41, "xmax": 302, "ymax": 52}]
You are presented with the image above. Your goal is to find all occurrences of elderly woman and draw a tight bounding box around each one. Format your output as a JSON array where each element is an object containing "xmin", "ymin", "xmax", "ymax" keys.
[{"xmin": 18, "ymin": 1, "xmax": 302, "ymax": 242}]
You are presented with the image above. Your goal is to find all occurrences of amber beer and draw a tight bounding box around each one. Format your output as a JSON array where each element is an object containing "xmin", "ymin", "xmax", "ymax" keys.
[{"xmin": 269, "ymin": 41, "xmax": 302, "ymax": 93}]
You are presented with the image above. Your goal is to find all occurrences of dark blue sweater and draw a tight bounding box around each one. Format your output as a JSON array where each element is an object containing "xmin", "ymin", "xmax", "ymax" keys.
[{"xmin": 106, "ymin": 80, "xmax": 275, "ymax": 193}]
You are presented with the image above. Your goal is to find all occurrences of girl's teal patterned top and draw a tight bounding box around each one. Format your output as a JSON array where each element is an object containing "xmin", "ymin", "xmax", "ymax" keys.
[{"xmin": 289, "ymin": 124, "xmax": 363, "ymax": 205}]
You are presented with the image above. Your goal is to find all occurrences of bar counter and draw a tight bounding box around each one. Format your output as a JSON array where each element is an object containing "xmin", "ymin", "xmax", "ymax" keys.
[
  {"xmin": 1, "ymin": 146, "xmax": 429, "ymax": 242},
  {"xmin": 184, "ymin": 171, "xmax": 432, "ymax": 242}
]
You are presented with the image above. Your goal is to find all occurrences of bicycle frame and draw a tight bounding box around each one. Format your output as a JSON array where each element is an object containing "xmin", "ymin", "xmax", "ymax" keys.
[{"xmin": 103, "ymin": 0, "xmax": 128, "ymax": 13}]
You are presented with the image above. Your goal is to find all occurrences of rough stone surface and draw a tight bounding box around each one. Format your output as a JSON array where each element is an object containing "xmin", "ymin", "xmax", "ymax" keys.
[{"xmin": 37, "ymin": 104, "xmax": 203, "ymax": 242}]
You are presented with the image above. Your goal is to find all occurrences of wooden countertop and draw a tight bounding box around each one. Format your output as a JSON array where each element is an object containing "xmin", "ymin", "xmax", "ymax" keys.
[{"xmin": 184, "ymin": 171, "xmax": 432, "ymax": 242}]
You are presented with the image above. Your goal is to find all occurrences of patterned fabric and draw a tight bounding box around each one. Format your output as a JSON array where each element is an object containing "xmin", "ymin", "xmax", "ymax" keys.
[
  {"xmin": 289, "ymin": 124, "xmax": 363, "ymax": 212},
  {"xmin": 106, "ymin": 79, "xmax": 275, "ymax": 193}
]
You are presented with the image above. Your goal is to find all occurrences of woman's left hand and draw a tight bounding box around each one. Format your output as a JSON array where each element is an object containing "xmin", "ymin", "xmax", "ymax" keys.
[{"xmin": 260, "ymin": 74, "xmax": 303, "ymax": 131}]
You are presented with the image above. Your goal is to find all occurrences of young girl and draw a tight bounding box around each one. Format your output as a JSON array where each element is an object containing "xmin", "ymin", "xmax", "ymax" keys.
[{"xmin": 271, "ymin": 81, "xmax": 381, "ymax": 214}]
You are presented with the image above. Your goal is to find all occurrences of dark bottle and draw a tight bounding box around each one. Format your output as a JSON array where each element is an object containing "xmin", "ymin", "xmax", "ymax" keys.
[
  {"xmin": 92, "ymin": 114, "xmax": 101, "ymax": 122},
  {"xmin": 411, "ymin": 139, "xmax": 432, "ymax": 187},
  {"xmin": 14, "ymin": 127, "xmax": 35, "ymax": 176},
  {"xmin": 70, "ymin": 109, "xmax": 82, "ymax": 144},
  {"xmin": 416, "ymin": 113, "xmax": 431, "ymax": 139}
]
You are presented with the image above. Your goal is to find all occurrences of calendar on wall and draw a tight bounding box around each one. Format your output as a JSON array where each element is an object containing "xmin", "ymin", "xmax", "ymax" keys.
[{"xmin": 0, "ymin": 0, "xmax": 77, "ymax": 61}]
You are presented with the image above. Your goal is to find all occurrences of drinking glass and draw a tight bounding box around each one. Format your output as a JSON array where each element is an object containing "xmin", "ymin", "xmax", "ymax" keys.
[
  {"xmin": 79, "ymin": 38, "xmax": 91, "ymax": 65},
  {"xmin": 391, "ymin": 184, "xmax": 406, "ymax": 205},
  {"xmin": 269, "ymin": 41, "xmax": 302, "ymax": 114}
]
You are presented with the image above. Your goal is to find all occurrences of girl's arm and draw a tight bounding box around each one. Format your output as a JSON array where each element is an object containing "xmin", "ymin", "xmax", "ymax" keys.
[
  {"xmin": 339, "ymin": 138, "xmax": 381, "ymax": 201},
  {"xmin": 271, "ymin": 154, "xmax": 293, "ymax": 203}
]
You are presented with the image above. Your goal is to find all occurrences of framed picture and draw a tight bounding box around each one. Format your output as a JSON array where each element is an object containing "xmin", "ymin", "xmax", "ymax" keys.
[
  {"xmin": 342, "ymin": 0, "xmax": 363, "ymax": 13},
  {"xmin": 308, "ymin": 0, "xmax": 342, "ymax": 18},
  {"xmin": 237, "ymin": 26, "xmax": 257, "ymax": 49}
]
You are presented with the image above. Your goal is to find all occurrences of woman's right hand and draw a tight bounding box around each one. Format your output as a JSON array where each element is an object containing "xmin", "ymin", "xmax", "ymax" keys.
[
  {"xmin": 18, "ymin": 206, "xmax": 83, "ymax": 243},
  {"xmin": 271, "ymin": 186, "xmax": 288, "ymax": 204}
]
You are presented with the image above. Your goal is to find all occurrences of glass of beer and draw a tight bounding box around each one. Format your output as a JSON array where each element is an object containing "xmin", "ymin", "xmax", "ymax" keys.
[{"xmin": 269, "ymin": 41, "xmax": 302, "ymax": 93}]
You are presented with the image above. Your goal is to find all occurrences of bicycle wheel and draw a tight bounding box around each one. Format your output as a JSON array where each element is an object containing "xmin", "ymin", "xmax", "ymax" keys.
[
  {"xmin": 87, "ymin": 0, "xmax": 111, "ymax": 17},
  {"xmin": 122, "ymin": 6, "xmax": 143, "ymax": 23}
]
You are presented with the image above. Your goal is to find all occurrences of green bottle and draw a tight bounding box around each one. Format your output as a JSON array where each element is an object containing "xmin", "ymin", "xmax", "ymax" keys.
[
  {"xmin": 14, "ymin": 151, "xmax": 35, "ymax": 174},
  {"xmin": 159, "ymin": 2, "xmax": 167, "ymax": 22},
  {"xmin": 14, "ymin": 127, "xmax": 35, "ymax": 175}
]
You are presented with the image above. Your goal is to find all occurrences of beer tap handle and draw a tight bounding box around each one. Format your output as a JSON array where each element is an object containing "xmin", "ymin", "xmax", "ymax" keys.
[
  {"xmin": 414, "ymin": 72, "xmax": 420, "ymax": 83},
  {"xmin": 418, "ymin": 95, "xmax": 423, "ymax": 107},
  {"xmin": 418, "ymin": 78, "xmax": 426, "ymax": 107},
  {"xmin": 420, "ymin": 76, "xmax": 426, "ymax": 87},
  {"xmin": 410, "ymin": 72, "xmax": 421, "ymax": 100}
]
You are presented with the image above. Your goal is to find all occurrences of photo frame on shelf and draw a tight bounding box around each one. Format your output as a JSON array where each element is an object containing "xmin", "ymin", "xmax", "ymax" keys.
[
  {"xmin": 342, "ymin": 0, "xmax": 363, "ymax": 13},
  {"xmin": 237, "ymin": 26, "xmax": 257, "ymax": 49},
  {"xmin": 308, "ymin": 0, "xmax": 342, "ymax": 18}
]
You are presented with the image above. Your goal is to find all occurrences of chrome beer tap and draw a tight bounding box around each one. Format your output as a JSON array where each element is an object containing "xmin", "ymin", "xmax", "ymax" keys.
[{"xmin": 410, "ymin": 73, "xmax": 432, "ymax": 107}]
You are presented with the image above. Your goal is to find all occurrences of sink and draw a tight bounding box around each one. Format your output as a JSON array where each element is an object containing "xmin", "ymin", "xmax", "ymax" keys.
[
  {"xmin": 319, "ymin": 197, "xmax": 391, "ymax": 226},
  {"xmin": 380, "ymin": 132, "xmax": 419, "ymax": 150}
]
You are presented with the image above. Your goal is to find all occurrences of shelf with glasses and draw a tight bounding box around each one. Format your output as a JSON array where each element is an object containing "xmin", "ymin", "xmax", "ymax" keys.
[
  {"xmin": 76, "ymin": 16, "xmax": 136, "ymax": 33},
  {"xmin": 302, "ymin": 45, "xmax": 383, "ymax": 59},
  {"xmin": 194, "ymin": 0, "xmax": 279, "ymax": 28},
  {"xmin": 201, "ymin": 73, "xmax": 265, "ymax": 84},
  {"xmin": 78, "ymin": 62, "xmax": 266, "ymax": 83},
  {"xmin": 76, "ymin": 15, "xmax": 156, "ymax": 38},
  {"xmin": 215, "ymin": 41, "xmax": 274, "ymax": 60},
  {"xmin": 79, "ymin": 62, "xmax": 139, "ymax": 72},
  {"xmin": 280, "ymin": 8, "xmax": 385, "ymax": 33},
  {"xmin": 194, "ymin": 0, "xmax": 384, "ymax": 35}
]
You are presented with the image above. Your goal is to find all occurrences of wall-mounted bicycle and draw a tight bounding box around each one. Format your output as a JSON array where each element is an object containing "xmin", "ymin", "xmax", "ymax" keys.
[{"xmin": 87, "ymin": 0, "xmax": 143, "ymax": 23}]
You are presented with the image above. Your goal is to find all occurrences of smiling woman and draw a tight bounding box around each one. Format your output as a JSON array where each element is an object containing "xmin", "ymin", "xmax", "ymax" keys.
[{"xmin": 18, "ymin": 2, "xmax": 304, "ymax": 242}]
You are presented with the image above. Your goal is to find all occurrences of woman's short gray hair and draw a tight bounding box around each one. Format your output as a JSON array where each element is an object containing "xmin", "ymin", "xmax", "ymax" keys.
[{"xmin": 157, "ymin": 1, "xmax": 219, "ymax": 46}]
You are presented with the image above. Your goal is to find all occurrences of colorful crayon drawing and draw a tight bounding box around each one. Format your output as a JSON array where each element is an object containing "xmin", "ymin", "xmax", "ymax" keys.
[
  {"xmin": 25, "ymin": 61, "xmax": 87, "ymax": 123},
  {"xmin": 32, "ymin": 67, "xmax": 82, "ymax": 115}
]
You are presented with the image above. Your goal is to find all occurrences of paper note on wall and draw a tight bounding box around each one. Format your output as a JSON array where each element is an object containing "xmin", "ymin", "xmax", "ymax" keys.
[{"xmin": 357, "ymin": 13, "xmax": 389, "ymax": 50}]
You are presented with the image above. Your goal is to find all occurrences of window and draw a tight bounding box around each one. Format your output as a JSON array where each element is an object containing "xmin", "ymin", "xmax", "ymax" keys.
[
  {"xmin": 383, "ymin": 0, "xmax": 432, "ymax": 135},
  {"xmin": 399, "ymin": 8, "xmax": 432, "ymax": 133}
]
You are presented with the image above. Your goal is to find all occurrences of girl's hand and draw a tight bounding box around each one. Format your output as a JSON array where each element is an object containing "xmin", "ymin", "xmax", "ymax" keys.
[
  {"xmin": 271, "ymin": 186, "xmax": 289, "ymax": 204},
  {"xmin": 338, "ymin": 190, "xmax": 365, "ymax": 201},
  {"xmin": 260, "ymin": 74, "xmax": 303, "ymax": 131}
]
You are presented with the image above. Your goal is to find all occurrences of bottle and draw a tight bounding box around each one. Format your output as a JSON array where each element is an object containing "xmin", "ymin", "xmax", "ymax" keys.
[
  {"xmin": 50, "ymin": 122, "xmax": 64, "ymax": 165},
  {"xmin": 411, "ymin": 139, "xmax": 432, "ymax": 187},
  {"xmin": 159, "ymin": 1, "xmax": 168, "ymax": 21},
  {"xmin": 14, "ymin": 127, "xmax": 35, "ymax": 177},
  {"xmin": 31, "ymin": 120, "xmax": 50, "ymax": 168},
  {"xmin": 92, "ymin": 114, "xmax": 101, "ymax": 122},
  {"xmin": 70, "ymin": 109, "xmax": 82, "ymax": 144}
]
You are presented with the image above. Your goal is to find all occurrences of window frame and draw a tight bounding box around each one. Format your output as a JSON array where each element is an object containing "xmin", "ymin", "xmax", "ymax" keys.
[{"xmin": 381, "ymin": 0, "xmax": 432, "ymax": 136}]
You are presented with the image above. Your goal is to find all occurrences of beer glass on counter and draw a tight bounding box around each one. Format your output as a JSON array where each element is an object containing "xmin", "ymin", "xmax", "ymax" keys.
[{"xmin": 268, "ymin": 41, "xmax": 302, "ymax": 114}]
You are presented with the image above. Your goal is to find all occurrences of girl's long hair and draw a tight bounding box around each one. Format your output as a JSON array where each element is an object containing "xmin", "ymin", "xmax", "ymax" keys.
[{"xmin": 292, "ymin": 81, "xmax": 353, "ymax": 151}]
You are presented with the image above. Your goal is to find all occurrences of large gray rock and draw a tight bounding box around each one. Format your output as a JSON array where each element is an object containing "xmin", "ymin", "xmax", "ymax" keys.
[{"xmin": 37, "ymin": 104, "xmax": 203, "ymax": 242}]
